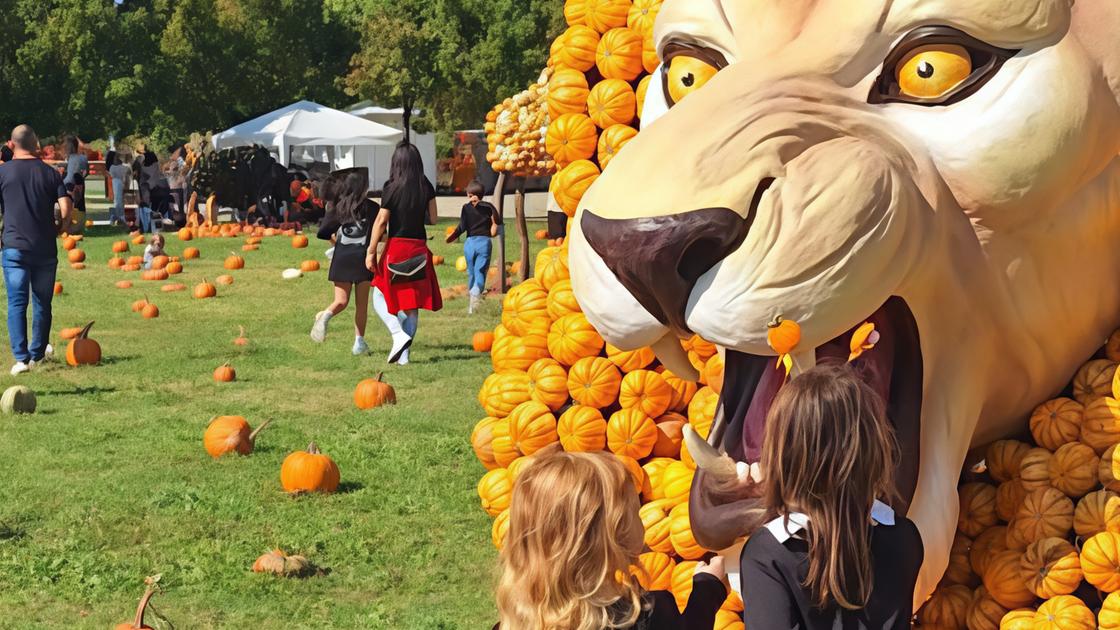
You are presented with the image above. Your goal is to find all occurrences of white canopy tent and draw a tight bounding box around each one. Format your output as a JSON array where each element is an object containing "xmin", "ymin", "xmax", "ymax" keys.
[
  {"xmin": 345, "ymin": 101, "xmax": 437, "ymax": 188},
  {"xmin": 212, "ymin": 100, "xmax": 403, "ymax": 167}
]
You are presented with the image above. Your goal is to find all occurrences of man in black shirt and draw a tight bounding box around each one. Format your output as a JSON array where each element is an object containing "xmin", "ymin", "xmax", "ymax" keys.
[
  {"xmin": 445, "ymin": 180, "xmax": 501, "ymax": 314},
  {"xmin": 0, "ymin": 125, "xmax": 73, "ymax": 375}
]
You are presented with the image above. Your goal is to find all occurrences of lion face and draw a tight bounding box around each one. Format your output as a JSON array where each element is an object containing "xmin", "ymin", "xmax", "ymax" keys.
[{"xmin": 568, "ymin": 0, "xmax": 1120, "ymax": 599}]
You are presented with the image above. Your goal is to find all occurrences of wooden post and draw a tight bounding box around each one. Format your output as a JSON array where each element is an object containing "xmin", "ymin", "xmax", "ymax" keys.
[
  {"xmin": 493, "ymin": 173, "xmax": 508, "ymax": 293},
  {"xmin": 515, "ymin": 178, "xmax": 530, "ymax": 282}
]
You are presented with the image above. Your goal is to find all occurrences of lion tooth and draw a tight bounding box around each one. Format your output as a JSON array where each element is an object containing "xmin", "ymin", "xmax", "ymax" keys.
[
  {"xmin": 789, "ymin": 348, "xmax": 817, "ymax": 378},
  {"xmin": 749, "ymin": 462, "xmax": 763, "ymax": 484},
  {"xmin": 652, "ymin": 334, "xmax": 700, "ymax": 381}
]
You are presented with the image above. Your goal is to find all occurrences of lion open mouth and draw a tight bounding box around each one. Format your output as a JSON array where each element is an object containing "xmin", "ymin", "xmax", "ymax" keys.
[{"xmin": 718, "ymin": 297, "xmax": 923, "ymax": 503}]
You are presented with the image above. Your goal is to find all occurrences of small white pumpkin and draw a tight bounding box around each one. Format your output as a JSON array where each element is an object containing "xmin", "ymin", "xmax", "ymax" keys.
[
  {"xmin": 281, "ymin": 268, "xmax": 303, "ymax": 280},
  {"xmin": 1, "ymin": 385, "xmax": 36, "ymax": 414}
]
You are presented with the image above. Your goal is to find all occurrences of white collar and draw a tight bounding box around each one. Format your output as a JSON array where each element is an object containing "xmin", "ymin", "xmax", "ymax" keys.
[{"xmin": 764, "ymin": 500, "xmax": 896, "ymax": 544}]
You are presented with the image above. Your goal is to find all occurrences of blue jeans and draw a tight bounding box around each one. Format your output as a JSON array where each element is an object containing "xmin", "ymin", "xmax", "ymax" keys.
[
  {"xmin": 111, "ymin": 179, "xmax": 125, "ymax": 224},
  {"xmin": 138, "ymin": 205, "xmax": 152, "ymax": 233},
  {"xmin": 464, "ymin": 236, "xmax": 492, "ymax": 295},
  {"xmin": 1, "ymin": 249, "xmax": 57, "ymax": 363}
]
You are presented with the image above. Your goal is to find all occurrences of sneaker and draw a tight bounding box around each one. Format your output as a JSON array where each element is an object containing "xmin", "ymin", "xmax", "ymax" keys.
[
  {"xmin": 310, "ymin": 310, "xmax": 332, "ymax": 343},
  {"xmin": 468, "ymin": 293, "xmax": 481, "ymax": 315},
  {"xmin": 10, "ymin": 362, "xmax": 29, "ymax": 376},
  {"xmin": 44, "ymin": 344, "xmax": 53, "ymax": 358},
  {"xmin": 397, "ymin": 348, "xmax": 410, "ymax": 366},
  {"xmin": 388, "ymin": 332, "xmax": 412, "ymax": 364},
  {"xmin": 352, "ymin": 337, "xmax": 370, "ymax": 356}
]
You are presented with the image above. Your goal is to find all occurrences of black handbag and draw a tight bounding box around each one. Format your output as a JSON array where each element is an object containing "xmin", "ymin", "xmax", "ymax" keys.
[{"xmin": 388, "ymin": 253, "xmax": 428, "ymax": 284}]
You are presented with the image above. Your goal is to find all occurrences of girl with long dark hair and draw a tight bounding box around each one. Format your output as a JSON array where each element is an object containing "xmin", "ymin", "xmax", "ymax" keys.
[
  {"xmin": 740, "ymin": 363, "xmax": 922, "ymax": 629},
  {"xmin": 366, "ymin": 142, "xmax": 442, "ymax": 365}
]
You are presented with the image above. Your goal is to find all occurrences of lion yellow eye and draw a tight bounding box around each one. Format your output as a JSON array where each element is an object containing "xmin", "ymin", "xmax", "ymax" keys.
[
  {"xmin": 666, "ymin": 56, "xmax": 719, "ymax": 105},
  {"xmin": 896, "ymin": 44, "xmax": 972, "ymax": 99}
]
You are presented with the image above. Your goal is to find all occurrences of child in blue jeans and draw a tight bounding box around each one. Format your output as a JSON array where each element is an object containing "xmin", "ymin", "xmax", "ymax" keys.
[{"xmin": 445, "ymin": 180, "xmax": 500, "ymax": 314}]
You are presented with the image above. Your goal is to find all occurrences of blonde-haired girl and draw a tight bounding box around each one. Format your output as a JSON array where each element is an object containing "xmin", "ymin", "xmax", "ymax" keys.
[
  {"xmin": 741, "ymin": 362, "xmax": 922, "ymax": 629},
  {"xmin": 496, "ymin": 450, "xmax": 728, "ymax": 630}
]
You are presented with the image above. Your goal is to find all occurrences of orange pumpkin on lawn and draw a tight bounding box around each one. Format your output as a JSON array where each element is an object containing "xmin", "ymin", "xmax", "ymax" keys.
[
  {"xmin": 280, "ymin": 443, "xmax": 340, "ymax": 494},
  {"xmin": 354, "ymin": 373, "xmax": 397, "ymax": 409},
  {"xmin": 65, "ymin": 322, "xmax": 101, "ymax": 366}
]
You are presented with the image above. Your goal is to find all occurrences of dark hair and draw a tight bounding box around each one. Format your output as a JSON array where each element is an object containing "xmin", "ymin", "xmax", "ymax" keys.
[
  {"xmin": 383, "ymin": 141, "xmax": 427, "ymax": 215},
  {"xmin": 63, "ymin": 135, "xmax": 79, "ymax": 156},
  {"xmin": 466, "ymin": 180, "xmax": 485, "ymax": 197},
  {"xmin": 329, "ymin": 168, "xmax": 370, "ymax": 225},
  {"xmin": 143, "ymin": 150, "xmax": 159, "ymax": 167},
  {"xmin": 761, "ymin": 362, "xmax": 898, "ymax": 610}
]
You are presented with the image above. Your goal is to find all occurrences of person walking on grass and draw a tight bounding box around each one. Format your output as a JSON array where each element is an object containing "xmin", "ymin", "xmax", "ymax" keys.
[
  {"xmin": 0, "ymin": 125, "xmax": 73, "ymax": 375},
  {"xmin": 108, "ymin": 153, "xmax": 131, "ymax": 226},
  {"xmin": 365, "ymin": 142, "xmax": 442, "ymax": 366},
  {"xmin": 310, "ymin": 168, "xmax": 412, "ymax": 359},
  {"xmin": 445, "ymin": 179, "xmax": 500, "ymax": 314}
]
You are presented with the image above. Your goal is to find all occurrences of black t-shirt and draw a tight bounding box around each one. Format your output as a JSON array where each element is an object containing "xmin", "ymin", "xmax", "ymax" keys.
[
  {"xmin": 381, "ymin": 177, "xmax": 436, "ymax": 240},
  {"xmin": 740, "ymin": 516, "xmax": 923, "ymax": 630},
  {"xmin": 451, "ymin": 200, "xmax": 501, "ymax": 239},
  {"xmin": 0, "ymin": 158, "xmax": 68, "ymax": 255}
]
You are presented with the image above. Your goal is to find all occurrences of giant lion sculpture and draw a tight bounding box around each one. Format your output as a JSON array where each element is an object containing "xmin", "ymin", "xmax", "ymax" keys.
[{"xmin": 567, "ymin": 0, "xmax": 1120, "ymax": 603}]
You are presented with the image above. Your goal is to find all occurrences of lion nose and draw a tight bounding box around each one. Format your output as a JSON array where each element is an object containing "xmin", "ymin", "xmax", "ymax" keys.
[{"xmin": 580, "ymin": 207, "xmax": 751, "ymax": 334}]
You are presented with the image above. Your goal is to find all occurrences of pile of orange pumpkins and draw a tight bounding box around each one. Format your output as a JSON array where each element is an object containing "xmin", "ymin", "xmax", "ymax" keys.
[
  {"xmin": 916, "ymin": 342, "xmax": 1120, "ymax": 629},
  {"xmin": 485, "ymin": 0, "xmax": 657, "ymax": 206}
]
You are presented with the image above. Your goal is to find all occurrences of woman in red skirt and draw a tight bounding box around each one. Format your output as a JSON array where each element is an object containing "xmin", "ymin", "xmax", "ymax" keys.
[{"xmin": 366, "ymin": 142, "xmax": 442, "ymax": 365}]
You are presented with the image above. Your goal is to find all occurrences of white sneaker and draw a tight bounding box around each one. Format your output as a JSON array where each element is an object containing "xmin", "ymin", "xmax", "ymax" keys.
[
  {"xmin": 352, "ymin": 337, "xmax": 370, "ymax": 356},
  {"xmin": 10, "ymin": 362, "xmax": 29, "ymax": 376},
  {"xmin": 388, "ymin": 332, "xmax": 412, "ymax": 364},
  {"xmin": 468, "ymin": 293, "xmax": 481, "ymax": 315},
  {"xmin": 44, "ymin": 344, "xmax": 54, "ymax": 358},
  {"xmin": 310, "ymin": 310, "xmax": 332, "ymax": 343},
  {"xmin": 397, "ymin": 348, "xmax": 410, "ymax": 365}
]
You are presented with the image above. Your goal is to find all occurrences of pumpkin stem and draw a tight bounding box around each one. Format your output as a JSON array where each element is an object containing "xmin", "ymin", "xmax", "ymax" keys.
[
  {"xmin": 237, "ymin": 325, "xmax": 245, "ymax": 338},
  {"xmin": 767, "ymin": 315, "xmax": 783, "ymax": 329},
  {"xmin": 78, "ymin": 321, "xmax": 95, "ymax": 339},
  {"xmin": 249, "ymin": 418, "xmax": 272, "ymax": 443},
  {"xmin": 307, "ymin": 442, "xmax": 320, "ymax": 455},
  {"xmin": 131, "ymin": 585, "xmax": 156, "ymax": 629},
  {"xmin": 376, "ymin": 371, "xmax": 384, "ymax": 383}
]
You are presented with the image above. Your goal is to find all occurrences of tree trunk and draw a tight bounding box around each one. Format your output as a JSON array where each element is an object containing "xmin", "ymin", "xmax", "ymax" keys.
[
  {"xmin": 515, "ymin": 179, "xmax": 529, "ymax": 282},
  {"xmin": 402, "ymin": 96, "xmax": 412, "ymax": 144},
  {"xmin": 493, "ymin": 173, "xmax": 508, "ymax": 293}
]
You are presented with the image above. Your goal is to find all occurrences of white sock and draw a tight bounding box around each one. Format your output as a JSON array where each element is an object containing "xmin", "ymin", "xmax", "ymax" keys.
[{"xmin": 372, "ymin": 288, "xmax": 406, "ymax": 337}]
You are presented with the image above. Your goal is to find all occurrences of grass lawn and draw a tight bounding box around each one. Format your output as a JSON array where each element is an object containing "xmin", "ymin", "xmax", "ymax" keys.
[{"xmin": 0, "ymin": 192, "xmax": 547, "ymax": 628}]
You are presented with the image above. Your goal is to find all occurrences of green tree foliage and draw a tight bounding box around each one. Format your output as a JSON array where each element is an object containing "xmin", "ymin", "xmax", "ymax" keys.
[{"xmin": 0, "ymin": 0, "xmax": 559, "ymax": 143}]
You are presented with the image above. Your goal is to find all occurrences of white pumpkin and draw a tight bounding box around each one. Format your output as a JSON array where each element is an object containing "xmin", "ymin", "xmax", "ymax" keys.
[
  {"xmin": 1, "ymin": 385, "xmax": 36, "ymax": 414},
  {"xmin": 281, "ymin": 268, "xmax": 303, "ymax": 280}
]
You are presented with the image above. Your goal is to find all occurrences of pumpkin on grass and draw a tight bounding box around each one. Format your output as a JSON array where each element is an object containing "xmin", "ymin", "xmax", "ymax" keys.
[
  {"xmin": 280, "ymin": 443, "xmax": 340, "ymax": 494},
  {"xmin": 0, "ymin": 385, "xmax": 36, "ymax": 414},
  {"xmin": 183, "ymin": 247, "xmax": 200, "ymax": 259},
  {"xmin": 252, "ymin": 549, "xmax": 319, "ymax": 577},
  {"xmin": 112, "ymin": 240, "xmax": 129, "ymax": 253},
  {"xmin": 224, "ymin": 253, "xmax": 245, "ymax": 269},
  {"xmin": 472, "ymin": 331, "xmax": 494, "ymax": 352},
  {"xmin": 292, "ymin": 235, "xmax": 309, "ymax": 248},
  {"xmin": 116, "ymin": 280, "xmax": 132, "ymax": 289},
  {"xmin": 161, "ymin": 283, "xmax": 185, "ymax": 293},
  {"xmin": 354, "ymin": 373, "xmax": 397, "ymax": 409},
  {"xmin": 234, "ymin": 326, "xmax": 249, "ymax": 347},
  {"xmin": 558, "ymin": 405, "xmax": 607, "ymax": 452},
  {"xmin": 300, "ymin": 260, "xmax": 320, "ymax": 272},
  {"xmin": 216, "ymin": 274, "xmax": 235, "ymax": 285},
  {"xmin": 114, "ymin": 580, "xmax": 159, "ymax": 630},
  {"xmin": 213, "ymin": 362, "xmax": 236, "ymax": 382},
  {"xmin": 140, "ymin": 302, "xmax": 159, "ymax": 319},
  {"xmin": 65, "ymin": 321, "xmax": 100, "ymax": 366},
  {"xmin": 204, "ymin": 416, "xmax": 271, "ymax": 458},
  {"xmin": 193, "ymin": 279, "xmax": 217, "ymax": 299}
]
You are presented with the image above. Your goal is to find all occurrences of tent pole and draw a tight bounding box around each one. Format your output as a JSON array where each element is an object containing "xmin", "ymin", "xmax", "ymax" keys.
[{"xmin": 493, "ymin": 173, "xmax": 507, "ymax": 294}]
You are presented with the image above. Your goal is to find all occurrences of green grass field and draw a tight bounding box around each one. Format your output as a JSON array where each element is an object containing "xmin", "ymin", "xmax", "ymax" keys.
[{"xmin": 0, "ymin": 195, "xmax": 545, "ymax": 628}]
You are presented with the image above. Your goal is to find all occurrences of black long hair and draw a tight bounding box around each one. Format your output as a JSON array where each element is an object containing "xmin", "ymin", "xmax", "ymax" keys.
[
  {"xmin": 383, "ymin": 141, "xmax": 427, "ymax": 215},
  {"xmin": 329, "ymin": 168, "xmax": 370, "ymax": 225}
]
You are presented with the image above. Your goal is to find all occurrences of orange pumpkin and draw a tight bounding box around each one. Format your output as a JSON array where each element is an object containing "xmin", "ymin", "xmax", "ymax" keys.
[
  {"xmin": 131, "ymin": 234, "xmax": 145, "ymax": 245},
  {"xmin": 1081, "ymin": 531, "xmax": 1120, "ymax": 592},
  {"xmin": 660, "ymin": 460, "xmax": 694, "ymax": 506},
  {"xmin": 971, "ymin": 526, "xmax": 1009, "ymax": 577},
  {"xmin": 1049, "ymin": 441, "xmax": 1100, "ymax": 497},
  {"xmin": 472, "ymin": 331, "xmax": 495, "ymax": 352},
  {"xmin": 112, "ymin": 240, "xmax": 129, "ymax": 253},
  {"xmin": 1082, "ymin": 396, "xmax": 1120, "ymax": 454},
  {"xmin": 177, "ymin": 227, "xmax": 193, "ymax": 241},
  {"xmin": 958, "ymin": 482, "xmax": 999, "ymax": 537},
  {"xmin": 916, "ymin": 584, "xmax": 971, "ymax": 628},
  {"xmin": 161, "ymin": 283, "xmax": 185, "ymax": 293},
  {"xmin": 1019, "ymin": 447, "xmax": 1053, "ymax": 491},
  {"xmin": 1100, "ymin": 591, "xmax": 1120, "ymax": 630},
  {"xmin": 595, "ymin": 27, "xmax": 643, "ymax": 81},
  {"xmin": 941, "ymin": 534, "xmax": 978, "ymax": 587},
  {"xmin": 490, "ymin": 420, "xmax": 518, "ymax": 467},
  {"xmin": 606, "ymin": 408, "xmax": 657, "ymax": 459},
  {"xmin": 165, "ymin": 261, "xmax": 183, "ymax": 275},
  {"xmin": 108, "ymin": 256, "xmax": 125, "ymax": 269},
  {"xmin": 477, "ymin": 468, "xmax": 512, "ymax": 516},
  {"xmin": 545, "ymin": 113, "xmax": 598, "ymax": 168},
  {"xmin": 491, "ymin": 331, "xmax": 551, "ymax": 373},
  {"xmin": 241, "ymin": 243, "xmax": 258, "ymax": 252},
  {"xmin": 552, "ymin": 159, "xmax": 600, "ymax": 217},
  {"xmin": 183, "ymin": 247, "xmax": 200, "ymax": 259},
  {"xmin": 627, "ymin": 0, "xmax": 660, "ymax": 36},
  {"xmin": 141, "ymin": 269, "xmax": 169, "ymax": 281},
  {"xmin": 492, "ymin": 508, "xmax": 510, "ymax": 550},
  {"xmin": 216, "ymin": 274, "xmax": 235, "ymax": 285},
  {"xmin": 1030, "ymin": 397, "xmax": 1084, "ymax": 450},
  {"xmin": 567, "ymin": 356, "xmax": 623, "ymax": 408},
  {"xmin": 140, "ymin": 302, "xmax": 159, "ymax": 319},
  {"xmin": 280, "ymin": 443, "xmax": 340, "ymax": 494},
  {"xmin": 67, "ymin": 249, "xmax": 85, "ymax": 263},
  {"xmin": 354, "ymin": 373, "xmax": 397, "ymax": 409},
  {"xmin": 996, "ymin": 479, "xmax": 1027, "ymax": 522},
  {"xmin": 127, "ymin": 255, "xmax": 143, "ymax": 266},
  {"xmin": 605, "ymin": 344, "xmax": 654, "ymax": 373},
  {"xmin": 558, "ymin": 405, "xmax": 607, "ymax": 452},
  {"xmin": 1074, "ymin": 489, "xmax": 1117, "ymax": 537},
  {"xmin": 687, "ymin": 386, "xmax": 719, "ymax": 439},
  {"xmin": 300, "ymin": 260, "xmax": 320, "ymax": 272},
  {"xmin": 203, "ymin": 416, "xmax": 271, "ymax": 458},
  {"xmin": 291, "ymin": 235, "xmax": 308, "ymax": 248},
  {"xmin": 598, "ymin": 124, "xmax": 638, "ymax": 169},
  {"xmin": 766, "ymin": 317, "xmax": 801, "ymax": 355},
  {"xmin": 114, "ymin": 584, "xmax": 157, "ymax": 630},
  {"xmin": 507, "ymin": 401, "xmax": 559, "ymax": 456},
  {"xmin": 534, "ymin": 246, "xmax": 570, "ymax": 290},
  {"xmin": 213, "ymin": 362, "xmax": 236, "ymax": 382},
  {"xmin": 65, "ymin": 321, "xmax": 101, "ymax": 366},
  {"xmin": 471, "ymin": 417, "xmax": 501, "ymax": 470},
  {"xmin": 704, "ymin": 353, "xmax": 725, "ymax": 395},
  {"xmin": 1000, "ymin": 609, "xmax": 1035, "ymax": 630},
  {"xmin": 618, "ymin": 369, "xmax": 673, "ymax": 418},
  {"xmin": 988, "ymin": 439, "xmax": 1032, "ymax": 483},
  {"xmin": 585, "ymin": 0, "xmax": 629, "ymax": 33},
  {"xmin": 480, "ymin": 371, "xmax": 531, "ymax": 418},
  {"xmin": 224, "ymin": 253, "xmax": 245, "ymax": 269},
  {"xmin": 1104, "ymin": 445, "xmax": 1120, "ymax": 491},
  {"xmin": 150, "ymin": 255, "xmax": 169, "ymax": 270},
  {"xmin": 61, "ymin": 237, "xmax": 76, "ymax": 251},
  {"xmin": 1073, "ymin": 359, "xmax": 1117, "ymax": 404},
  {"xmin": 642, "ymin": 31, "xmax": 659, "ymax": 74},
  {"xmin": 981, "ymin": 550, "xmax": 1035, "ymax": 608},
  {"xmin": 670, "ymin": 560, "xmax": 700, "ymax": 612},
  {"xmin": 1009, "ymin": 487, "xmax": 1073, "ymax": 549},
  {"xmin": 661, "ymin": 369, "xmax": 699, "ymax": 412},
  {"xmin": 547, "ymin": 279, "xmax": 582, "ymax": 320},
  {"xmin": 636, "ymin": 75, "xmax": 652, "ymax": 119},
  {"xmin": 547, "ymin": 312, "xmax": 604, "ymax": 366},
  {"xmin": 547, "ymin": 68, "xmax": 590, "ymax": 118},
  {"xmin": 651, "ymin": 420, "xmax": 684, "ymax": 458},
  {"xmin": 501, "ymin": 280, "xmax": 550, "ymax": 336},
  {"xmin": 116, "ymin": 280, "xmax": 133, "ymax": 289},
  {"xmin": 527, "ymin": 358, "xmax": 570, "ymax": 411},
  {"xmin": 563, "ymin": 0, "xmax": 586, "ymax": 26},
  {"xmin": 668, "ymin": 501, "xmax": 705, "ymax": 559},
  {"xmin": 634, "ymin": 551, "xmax": 675, "ymax": 591},
  {"xmin": 587, "ymin": 78, "xmax": 636, "ymax": 128},
  {"xmin": 1030, "ymin": 595, "xmax": 1095, "ymax": 629},
  {"xmin": 1020, "ymin": 537, "xmax": 1081, "ymax": 598},
  {"xmin": 965, "ymin": 587, "xmax": 1007, "ymax": 630},
  {"xmin": 556, "ymin": 25, "xmax": 599, "ymax": 72},
  {"xmin": 193, "ymin": 280, "xmax": 217, "ymax": 299},
  {"xmin": 615, "ymin": 454, "xmax": 645, "ymax": 493}
]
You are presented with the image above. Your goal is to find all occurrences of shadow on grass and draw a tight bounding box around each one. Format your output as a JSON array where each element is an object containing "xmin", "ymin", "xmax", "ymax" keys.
[
  {"xmin": 336, "ymin": 481, "xmax": 364, "ymax": 494},
  {"xmin": 40, "ymin": 385, "xmax": 117, "ymax": 396}
]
